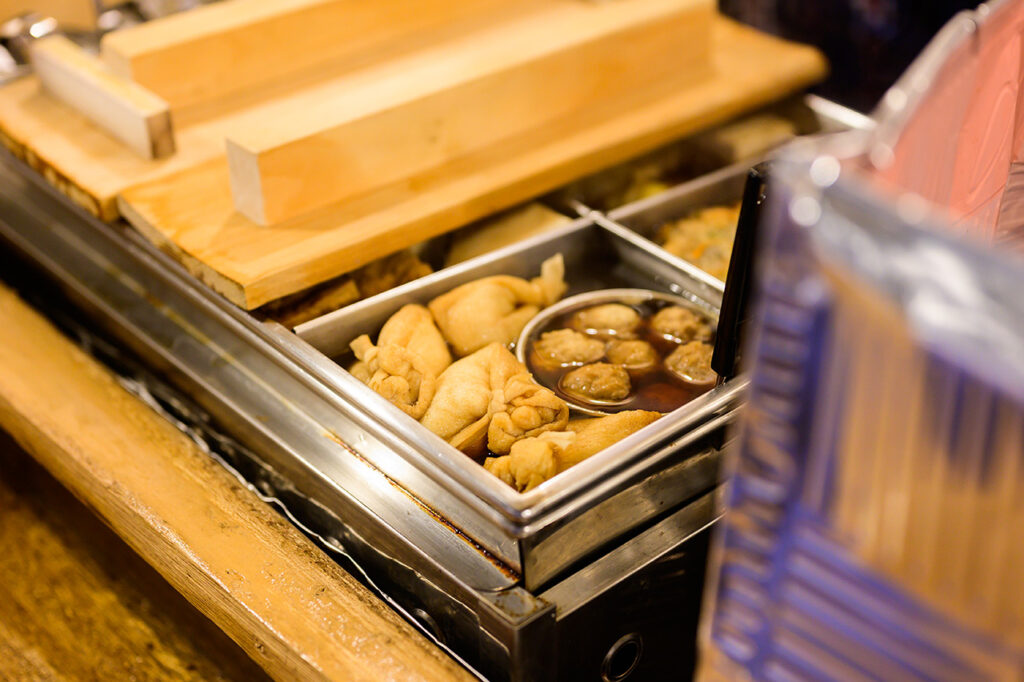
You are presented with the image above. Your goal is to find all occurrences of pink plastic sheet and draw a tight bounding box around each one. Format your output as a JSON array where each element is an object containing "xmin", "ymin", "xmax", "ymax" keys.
[{"xmin": 866, "ymin": 0, "xmax": 1024, "ymax": 244}]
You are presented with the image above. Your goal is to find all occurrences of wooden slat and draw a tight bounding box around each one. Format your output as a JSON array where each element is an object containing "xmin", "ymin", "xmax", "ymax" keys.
[
  {"xmin": 0, "ymin": 430, "xmax": 270, "ymax": 681},
  {"xmin": 30, "ymin": 35, "xmax": 175, "ymax": 160},
  {"xmin": 0, "ymin": 74, "xmax": 220, "ymax": 220},
  {"xmin": 118, "ymin": 18, "xmax": 827, "ymax": 308},
  {"xmin": 0, "ymin": 283, "xmax": 472, "ymax": 682},
  {"xmin": 100, "ymin": 0, "xmax": 519, "ymax": 122},
  {"xmin": 0, "ymin": 0, "xmax": 97, "ymax": 30},
  {"xmin": 225, "ymin": 0, "xmax": 714, "ymax": 224},
  {"xmin": 0, "ymin": 0, "xmax": 539, "ymax": 218}
]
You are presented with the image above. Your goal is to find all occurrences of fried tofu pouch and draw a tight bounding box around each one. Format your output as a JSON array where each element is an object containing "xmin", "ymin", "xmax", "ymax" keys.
[
  {"xmin": 419, "ymin": 343, "xmax": 568, "ymax": 457},
  {"xmin": 349, "ymin": 304, "xmax": 452, "ymax": 420},
  {"xmin": 484, "ymin": 410, "xmax": 661, "ymax": 491},
  {"xmin": 428, "ymin": 254, "xmax": 567, "ymax": 357}
]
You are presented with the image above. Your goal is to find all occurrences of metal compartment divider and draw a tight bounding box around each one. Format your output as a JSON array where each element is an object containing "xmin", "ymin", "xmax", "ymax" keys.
[
  {"xmin": 0, "ymin": 147, "xmax": 729, "ymax": 679},
  {"xmin": 0, "ymin": 79, "xmax": 876, "ymax": 680},
  {"xmin": 293, "ymin": 218, "xmax": 744, "ymax": 588}
]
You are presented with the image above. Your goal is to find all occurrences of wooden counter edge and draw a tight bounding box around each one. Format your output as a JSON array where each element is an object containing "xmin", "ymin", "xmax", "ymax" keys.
[{"xmin": 0, "ymin": 283, "xmax": 473, "ymax": 682}]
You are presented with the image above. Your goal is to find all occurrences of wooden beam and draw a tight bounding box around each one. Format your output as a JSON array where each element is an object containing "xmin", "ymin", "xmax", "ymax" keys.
[
  {"xmin": 100, "ymin": 0, "xmax": 516, "ymax": 120},
  {"xmin": 0, "ymin": 431, "xmax": 271, "ymax": 681},
  {"xmin": 117, "ymin": 18, "xmax": 827, "ymax": 309},
  {"xmin": 0, "ymin": 0, "xmax": 97, "ymax": 31},
  {"xmin": 30, "ymin": 35, "xmax": 175, "ymax": 160},
  {"xmin": 0, "ymin": 283, "xmax": 472, "ymax": 682},
  {"xmin": 225, "ymin": 0, "xmax": 715, "ymax": 225}
]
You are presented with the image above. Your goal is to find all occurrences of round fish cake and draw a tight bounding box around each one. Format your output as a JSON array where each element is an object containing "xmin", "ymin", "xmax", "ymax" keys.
[
  {"xmin": 560, "ymin": 362, "xmax": 632, "ymax": 402},
  {"xmin": 605, "ymin": 339, "xmax": 659, "ymax": 371},
  {"xmin": 651, "ymin": 306, "xmax": 712, "ymax": 344},
  {"xmin": 665, "ymin": 341, "xmax": 716, "ymax": 386},
  {"xmin": 532, "ymin": 329, "xmax": 606, "ymax": 367},
  {"xmin": 570, "ymin": 303, "xmax": 641, "ymax": 339}
]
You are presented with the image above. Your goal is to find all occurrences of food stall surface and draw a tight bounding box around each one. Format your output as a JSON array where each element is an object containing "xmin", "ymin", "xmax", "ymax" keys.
[
  {"xmin": 0, "ymin": 282, "xmax": 472, "ymax": 681},
  {"xmin": 0, "ymin": 430, "xmax": 269, "ymax": 682}
]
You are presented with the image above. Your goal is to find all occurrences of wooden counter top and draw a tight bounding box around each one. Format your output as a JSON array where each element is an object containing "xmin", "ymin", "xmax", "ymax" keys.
[
  {"xmin": 0, "ymin": 282, "xmax": 473, "ymax": 682},
  {"xmin": 0, "ymin": 429, "xmax": 270, "ymax": 681}
]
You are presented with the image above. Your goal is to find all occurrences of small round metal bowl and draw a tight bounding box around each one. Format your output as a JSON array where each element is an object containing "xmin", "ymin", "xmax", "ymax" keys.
[{"xmin": 517, "ymin": 288, "xmax": 716, "ymax": 416}]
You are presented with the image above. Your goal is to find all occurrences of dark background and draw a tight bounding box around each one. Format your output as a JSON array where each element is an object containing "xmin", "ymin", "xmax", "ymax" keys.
[{"xmin": 720, "ymin": 0, "xmax": 980, "ymax": 112}]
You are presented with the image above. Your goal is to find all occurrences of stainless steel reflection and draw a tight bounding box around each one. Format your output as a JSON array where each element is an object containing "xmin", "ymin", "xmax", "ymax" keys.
[
  {"xmin": 295, "ymin": 224, "xmax": 738, "ymax": 516},
  {"xmin": 541, "ymin": 487, "xmax": 722, "ymax": 618},
  {"xmin": 602, "ymin": 162, "xmax": 750, "ymax": 292},
  {"xmin": 0, "ymin": 150, "xmax": 522, "ymax": 585},
  {"xmin": 0, "ymin": 147, "xmax": 733, "ymax": 677},
  {"xmin": 514, "ymin": 287, "xmax": 716, "ymax": 418}
]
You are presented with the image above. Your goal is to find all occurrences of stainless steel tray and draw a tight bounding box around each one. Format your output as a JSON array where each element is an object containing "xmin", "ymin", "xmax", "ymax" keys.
[
  {"xmin": 293, "ymin": 218, "xmax": 742, "ymax": 589},
  {"xmin": 550, "ymin": 94, "xmax": 873, "ymax": 217},
  {"xmin": 0, "ymin": 19, "xmax": 850, "ymax": 679},
  {"xmin": 561, "ymin": 97, "xmax": 877, "ymax": 292},
  {"xmin": 601, "ymin": 161, "xmax": 751, "ymax": 292},
  {"xmin": 0, "ymin": 146, "xmax": 735, "ymax": 678}
]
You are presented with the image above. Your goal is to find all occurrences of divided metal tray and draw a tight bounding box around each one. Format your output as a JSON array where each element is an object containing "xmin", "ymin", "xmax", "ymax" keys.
[
  {"xmin": 292, "ymin": 218, "xmax": 742, "ymax": 590},
  {"xmin": 0, "ymin": 93, "xmax": 870, "ymax": 680}
]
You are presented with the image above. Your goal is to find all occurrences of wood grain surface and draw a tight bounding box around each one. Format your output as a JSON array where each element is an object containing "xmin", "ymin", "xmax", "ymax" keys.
[
  {"xmin": 30, "ymin": 35, "xmax": 175, "ymax": 160},
  {"xmin": 118, "ymin": 18, "xmax": 827, "ymax": 308},
  {"xmin": 0, "ymin": 429, "xmax": 270, "ymax": 681},
  {"xmin": 101, "ymin": 0, "xmax": 516, "ymax": 118},
  {"xmin": 0, "ymin": 283, "xmax": 473, "ymax": 682},
  {"xmin": 0, "ymin": 0, "xmax": 97, "ymax": 30},
  {"xmin": 0, "ymin": 13, "xmax": 825, "ymax": 309},
  {"xmin": 224, "ymin": 0, "xmax": 713, "ymax": 224}
]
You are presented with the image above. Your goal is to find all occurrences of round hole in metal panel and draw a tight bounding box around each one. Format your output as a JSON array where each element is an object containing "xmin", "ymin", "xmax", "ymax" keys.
[
  {"xmin": 601, "ymin": 633, "xmax": 644, "ymax": 681},
  {"xmin": 411, "ymin": 608, "xmax": 445, "ymax": 645}
]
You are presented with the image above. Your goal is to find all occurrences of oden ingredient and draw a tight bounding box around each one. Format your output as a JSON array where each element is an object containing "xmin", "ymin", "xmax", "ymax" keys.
[
  {"xmin": 560, "ymin": 363, "xmax": 631, "ymax": 403},
  {"xmin": 657, "ymin": 204, "xmax": 740, "ymax": 281},
  {"xmin": 418, "ymin": 343, "xmax": 568, "ymax": 457},
  {"xmin": 569, "ymin": 303, "xmax": 640, "ymax": 339},
  {"xmin": 532, "ymin": 329, "xmax": 605, "ymax": 367},
  {"xmin": 429, "ymin": 255, "xmax": 567, "ymax": 356},
  {"xmin": 484, "ymin": 410, "xmax": 661, "ymax": 491},
  {"xmin": 665, "ymin": 341, "xmax": 716, "ymax": 386},
  {"xmin": 605, "ymin": 339, "xmax": 658, "ymax": 371},
  {"xmin": 349, "ymin": 304, "xmax": 452, "ymax": 419},
  {"xmin": 650, "ymin": 305, "xmax": 713, "ymax": 343}
]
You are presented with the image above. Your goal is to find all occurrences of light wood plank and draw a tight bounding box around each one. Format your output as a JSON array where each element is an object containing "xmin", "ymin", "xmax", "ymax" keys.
[
  {"xmin": 118, "ymin": 18, "xmax": 827, "ymax": 308},
  {"xmin": 0, "ymin": 430, "xmax": 270, "ymax": 682},
  {"xmin": 0, "ymin": 284, "xmax": 472, "ymax": 682},
  {"xmin": 30, "ymin": 35, "xmax": 175, "ymax": 160},
  {"xmin": 225, "ymin": 0, "xmax": 714, "ymax": 224},
  {"xmin": 0, "ymin": 0, "xmax": 97, "ymax": 30},
  {"xmin": 101, "ymin": 0, "xmax": 520, "ymax": 120},
  {"xmin": 0, "ymin": 0, "xmax": 539, "ymax": 216}
]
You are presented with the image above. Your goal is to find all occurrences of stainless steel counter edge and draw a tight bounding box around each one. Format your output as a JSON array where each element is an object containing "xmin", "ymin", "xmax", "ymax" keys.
[{"xmin": 0, "ymin": 151, "xmax": 527, "ymax": 588}]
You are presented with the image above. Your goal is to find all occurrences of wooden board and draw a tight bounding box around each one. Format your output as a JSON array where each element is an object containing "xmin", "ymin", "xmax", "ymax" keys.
[
  {"xmin": 30, "ymin": 35, "xmax": 175, "ymax": 160},
  {"xmin": 0, "ymin": 74, "xmax": 246, "ymax": 220},
  {"xmin": 0, "ymin": 0, "xmax": 97, "ymax": 30},
  {"xmin": 101, "ymin": 0, "xmax": 518, "ymax": 121},
  {"xmin": 0, "ymin": 0, "xmax": 535, "ymax": 217},
  {"xmin": 0, "ymin": 283, "xmax": 472, "ymax": 682},
  {"xmin": 225, "ymin": 0, "xmax": 713, "ymax": 224},
  {"xmin": 118, "ymin": 18, "xmax": 827, "ymax": 308},
  {"xmin": 0, "ymin": 430, "xmax": 270, "ymax": 681}
]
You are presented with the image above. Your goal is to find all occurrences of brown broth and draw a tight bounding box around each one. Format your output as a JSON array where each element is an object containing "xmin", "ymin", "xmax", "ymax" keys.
[{"xmin": 526, "ymin": 298, "xmax": 717, "ymax": 414}]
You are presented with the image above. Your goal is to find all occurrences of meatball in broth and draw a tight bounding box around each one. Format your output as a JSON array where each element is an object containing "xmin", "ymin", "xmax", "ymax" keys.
[
  {"xmin": 560, "ymin": 363, "xmax": 632, "ymax": 403},
  {"xmin": 532, "ymin": 329, "xmax": 605, "ymax": 367},
  {"xmin": 665, "ymin": 341, "xmax": 716, "ymax": 386},
  {"xmin": 570, "ymin": 303, "xmax": 640, "ymax": 339},
  {"xmin": 650, "ymin": 306, "xmax": 712, "ymax": 343},
  {"xmin": 605, "ymin": 339, "xmax": 659, "ymax": 371}
]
